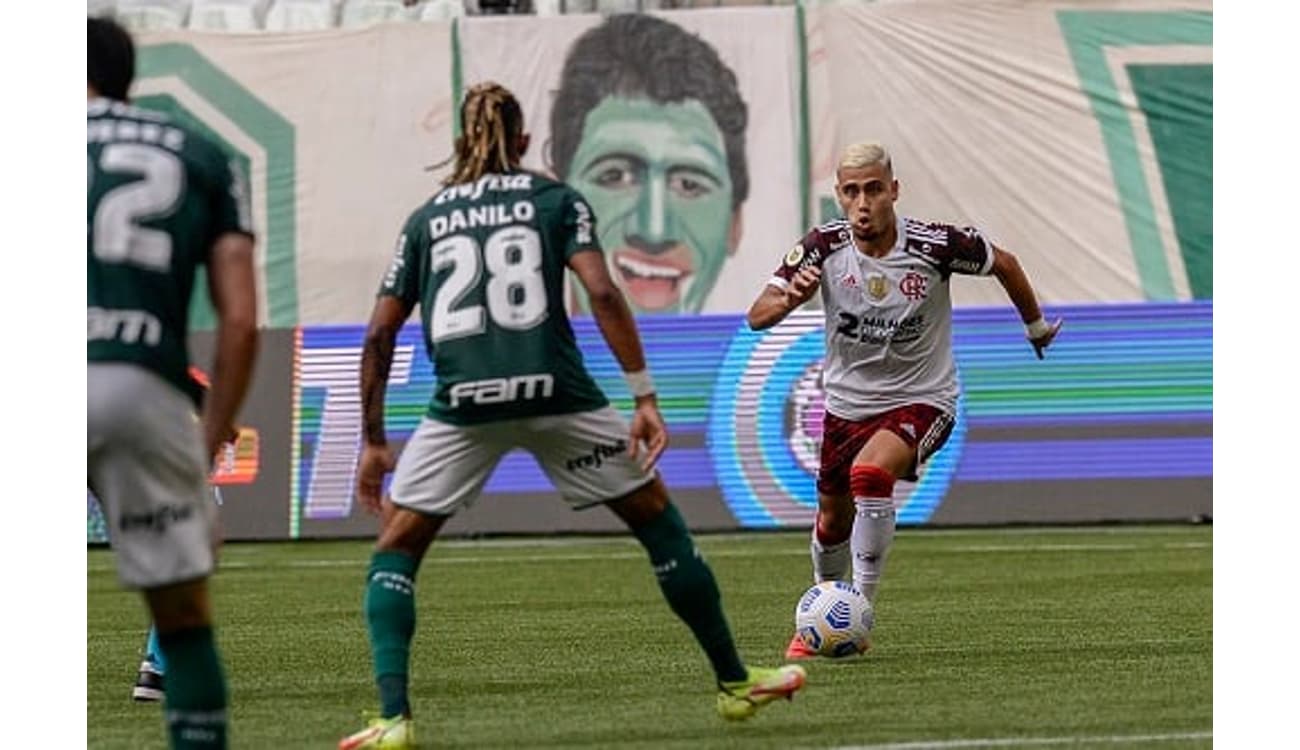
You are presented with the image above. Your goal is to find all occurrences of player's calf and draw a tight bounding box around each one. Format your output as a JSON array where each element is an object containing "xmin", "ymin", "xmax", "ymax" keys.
[{"xmin": 849, "ymin": 464, "xmax": 896, "ymax": 605}]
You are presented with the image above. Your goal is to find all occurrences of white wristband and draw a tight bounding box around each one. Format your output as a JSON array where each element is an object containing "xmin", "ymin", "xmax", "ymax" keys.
[
  {"xmin": 624, "ymin": 369, "xmax": 656, "ymax": 398},
  {"xmin": 1025, "ymin": 317, "xmax": 1051, "ymax": 339}
]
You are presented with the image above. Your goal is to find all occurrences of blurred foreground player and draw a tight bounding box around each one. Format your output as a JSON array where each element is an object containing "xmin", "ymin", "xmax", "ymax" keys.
[
  {"xmin": 132, "ymin": 366, "xmax": 240, "ymax": 703},
  {"xmin": 88, "ymin": 16, "xmax": 258, "ymax": 748}
]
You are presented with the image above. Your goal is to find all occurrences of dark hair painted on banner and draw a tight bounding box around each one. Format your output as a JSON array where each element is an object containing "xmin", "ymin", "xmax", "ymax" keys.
[
  {"xmin": 548, "ymin": 14, "xmax": 750, "ymax": 208},
  {"xmin": 88, "ymin": 16, "xmax": 136, "ymax": 102}
]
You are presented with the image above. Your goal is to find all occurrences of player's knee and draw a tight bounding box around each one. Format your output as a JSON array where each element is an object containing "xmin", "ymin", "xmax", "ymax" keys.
[
  {"xmin": 850, "ymin": 464, "xmax": 896, "ymax": 499},
  {"xmin": 376, "ymin": 505, "xmax": 446, "ymax": 559},
  {"xmin": 815, "ymin": 506, "xmax": 854, "ymax": 543},
  {"xmin": 145, "ymin": 580, "xmax": 212, "ymax": 633}
]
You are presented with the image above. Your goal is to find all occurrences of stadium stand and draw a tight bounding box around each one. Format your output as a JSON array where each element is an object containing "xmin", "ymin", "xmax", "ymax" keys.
[
  {"xmin": 339, "ymin": 0, "xmax": 416, "ymax": 26},
  {"xmin": 263, "ymin": 0, "xmax": 338, "ymax": 30},
  {"xmin": 419, "ymin": 0, "xmax": 467, "ymax": 20},
  {"xmin": 187, "ymin": 0, "xmax": 270, "ymax": 31},
  {"xmin": 98, "ymin": 0, "xmax": 816, "ymax": 29},
  {"xmin": 113, "ymin": 0, "xmax": 191, "ymax": 30}
]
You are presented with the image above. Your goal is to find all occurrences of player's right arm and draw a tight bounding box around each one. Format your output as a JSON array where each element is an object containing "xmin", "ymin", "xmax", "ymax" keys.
[
  {"xmin": 562, "ymin": 190, "xmax": 666, "ymax": 472},
  {"xmin": 356, "ymin": 222, "xmax": 421, "ymax": 512},
  {"xmin": 746, "ymin": 233, "xmax": 824, "ymax": 330}
]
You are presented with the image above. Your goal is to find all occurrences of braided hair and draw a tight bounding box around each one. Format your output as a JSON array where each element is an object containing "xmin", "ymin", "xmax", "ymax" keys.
[{"xmin": 441, "ymin": 82, "xmax": 525, "ymax": 187}]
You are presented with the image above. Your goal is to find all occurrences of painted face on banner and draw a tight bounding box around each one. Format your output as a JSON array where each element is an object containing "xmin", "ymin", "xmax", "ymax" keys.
[{"xmin": 569, "ymin": 96, "xmax": 738, "ymax": 314}]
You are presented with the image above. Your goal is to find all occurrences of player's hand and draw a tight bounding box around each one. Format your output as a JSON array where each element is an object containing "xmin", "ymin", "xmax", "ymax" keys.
[
  {"xmin": 786, "ymin": 265, "xmax": 822, "ymax": 308},
  {"xmin": 203, "ymin": 421, "xmax": 238, "ymax": 465},
  {"xmin": 1029, "ymin": 318, "xmax": 1064, "ymax": 359},
  {"xmin": 356, "ymin": 443, "xmax": 396, "ymax": 515},
  {"xmin": 628, "ymin": 395, "xmax": 669, "ymax": 473}
]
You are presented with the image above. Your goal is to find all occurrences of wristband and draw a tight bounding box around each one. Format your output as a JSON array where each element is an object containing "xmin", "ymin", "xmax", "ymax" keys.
[
  {"xmin": 1025, "ymin": 317, "xmax": 1051, "ymax": 339},
  {"xmin": 624, "ymin": 369, "xmax": 656, "ymax": 398}
]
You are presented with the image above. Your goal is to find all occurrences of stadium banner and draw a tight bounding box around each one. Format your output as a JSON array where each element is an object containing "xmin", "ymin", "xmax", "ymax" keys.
[
  {"xmin": 131, "ymin": 23, "xmax": 457, "ymax": 327},
  {"xmin": 451, "ymin": 8, "xmax": 805, "ymax": 316},
  {"xmin": 803, "ymin": 0, "xmax": 1212, "ymax": 306},
  {"xmin": 289, "ymin": 303, "xmax": 1210, "ymax": 540},
  {"xmin": 87, "ymin": 329, "xmax": 297, "ymax": 544}
]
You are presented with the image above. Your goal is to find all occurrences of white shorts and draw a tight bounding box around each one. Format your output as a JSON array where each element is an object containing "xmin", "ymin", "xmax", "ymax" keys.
[
  {"xmin": 389, "ymin": 406, "xmax": 655, "ymax": 515},
  {"xmin": 87, "ymin": 363, "xmax": 217, "ymax": 589}
]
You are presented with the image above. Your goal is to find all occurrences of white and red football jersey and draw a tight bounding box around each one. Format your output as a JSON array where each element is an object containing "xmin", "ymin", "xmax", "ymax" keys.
[{"xmin": 767, "ymin": 217, "xmax": 995, "ymax": 419}]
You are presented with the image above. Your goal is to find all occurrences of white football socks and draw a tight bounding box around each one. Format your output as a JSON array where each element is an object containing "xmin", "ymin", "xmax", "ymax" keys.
[
  {"xmin": 851, "ymin": 498, "xmax": 895, "ymax": 604},
  {"xmin": 810, "ymin": 524, "xmax": 851, "ymax": 583}
]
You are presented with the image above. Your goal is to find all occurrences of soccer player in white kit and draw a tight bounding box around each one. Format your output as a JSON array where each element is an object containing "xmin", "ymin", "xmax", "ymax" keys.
[{"xmin": 746, "ymin": 143, "xmax": 1062, "ymax": 659}]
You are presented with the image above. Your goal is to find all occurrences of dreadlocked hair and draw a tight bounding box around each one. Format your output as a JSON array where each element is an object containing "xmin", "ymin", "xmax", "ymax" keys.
[{"xmin": 441, "ymin": 82, "xmax": 525, "ymax": 187}]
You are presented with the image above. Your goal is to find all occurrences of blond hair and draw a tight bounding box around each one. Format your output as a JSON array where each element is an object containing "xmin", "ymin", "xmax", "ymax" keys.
[
  {"xmin": 838, "ymin": 142, "xmax": 892, "ymax": 174},
  {"xmin": 441, "ymin": 82, "xmax": 525, "ymax": 187}
]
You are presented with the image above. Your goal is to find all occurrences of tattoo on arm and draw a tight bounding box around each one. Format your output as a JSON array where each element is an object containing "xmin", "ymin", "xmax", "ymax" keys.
[{"xmin": 360, "ymin": 331, "xmax": 396, "ymax": 446}]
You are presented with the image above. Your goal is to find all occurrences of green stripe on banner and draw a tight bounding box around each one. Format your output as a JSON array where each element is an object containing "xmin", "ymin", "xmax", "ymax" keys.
[
  {"xmin": 796, "ymin": 1, "xmax": 811, "ymax": 232},
  {"xmin": 1128, "ymin": 63, "xmax": 1213, "ymax": 300},
  {"xmin": 451, "ymin": 18, "xmax": 463, "ymax": 140},
  {"xmin": 1056, "ymin": 11, "xmax": 1212, "ymax": 302},
  {"xmin": 139, "ymin": 43, "xmax": 299, "ymax": 327}
]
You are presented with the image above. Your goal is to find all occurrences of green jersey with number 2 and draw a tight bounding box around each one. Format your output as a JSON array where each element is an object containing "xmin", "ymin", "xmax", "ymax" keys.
[
  {"xmin": 87, "ymin": 98, "xmax": 253, "ymax": 405},
  {"xmin": 380, "ymin": 171, "xmax": 609, "ymax": 425}
]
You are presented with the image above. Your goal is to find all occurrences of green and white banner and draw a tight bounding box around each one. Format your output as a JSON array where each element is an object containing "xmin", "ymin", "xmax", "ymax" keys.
[
  {"xmin": 135, "ymin": 24, "xmax": 456, "ymax": 326},
  {"xmin": 804, "ymin": 0, "xmax": 1212, "ymax": 305},
  {"xmin": 130, "ymin": 1, "xmax": 1210, "ymax": 325}
]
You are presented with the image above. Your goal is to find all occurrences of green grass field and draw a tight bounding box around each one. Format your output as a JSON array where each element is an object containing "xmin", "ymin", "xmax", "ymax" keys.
[{"xmin": 87, "ymin": 525, "xmax": 1211, "ymax": 749}]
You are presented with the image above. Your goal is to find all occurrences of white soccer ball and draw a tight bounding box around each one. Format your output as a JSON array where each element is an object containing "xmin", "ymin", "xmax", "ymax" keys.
[{"xmin": 793, "ymin": 581, "xmax": 874, "ymax": 658}]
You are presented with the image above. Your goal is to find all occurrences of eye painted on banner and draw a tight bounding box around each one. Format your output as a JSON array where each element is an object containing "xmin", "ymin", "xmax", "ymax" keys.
[
  {"xmin": 785, "ymin": 244, "xmax": 804, "ymax": 267},
  {"xmin": 667, "ymin": 166, "xmax": 721, "ymax": 200},
  {"xmin": 585, "ymin": 155, "xmax": 642, "ymax": 190}
]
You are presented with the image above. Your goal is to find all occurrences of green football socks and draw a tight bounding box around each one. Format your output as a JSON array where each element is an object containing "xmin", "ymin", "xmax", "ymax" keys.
[
  {"xmin": 632, "ymin": 503, "xmax": 748, "ymax": 683},
  {"xmin": 158, "ymin": 626, "xmax": 228, "ymax": 749},
  {"xmin": 365, "ymin": 550, "xmax": 419, "ymax": 718}
]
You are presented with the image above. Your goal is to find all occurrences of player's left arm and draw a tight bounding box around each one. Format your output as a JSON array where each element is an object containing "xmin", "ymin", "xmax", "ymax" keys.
[{"xmin": 990, "ymin": 246, "xmax": 1062, "ymax": 359}]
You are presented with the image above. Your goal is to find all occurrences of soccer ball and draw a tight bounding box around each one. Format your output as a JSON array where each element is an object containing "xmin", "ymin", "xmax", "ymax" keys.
[{"xmin": 793, "ymin": 581, "xmax": 874, "ymax": 658}]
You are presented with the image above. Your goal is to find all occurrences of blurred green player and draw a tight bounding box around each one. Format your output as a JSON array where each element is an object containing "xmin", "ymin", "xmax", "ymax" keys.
[
  {"xmin": 338, "ymin": 82, "xmax": 804, "ymax": 750},
  {"xmin": 88, "ymin": 16, "xmax": 258, "ymax": 750},
  {"xmin": 131, "ymin": 365, "xmax": 240, "ymax": 704}
]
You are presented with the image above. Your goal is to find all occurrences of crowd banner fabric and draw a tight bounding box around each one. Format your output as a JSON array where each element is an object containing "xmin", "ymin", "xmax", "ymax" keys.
[
  {"xmin": 804, "ymin": 0, "xmax": 1211, "ymax": 305},
  {"xmin": 134, "ymin": 23, "xmax": 456, "ymax": 327}
]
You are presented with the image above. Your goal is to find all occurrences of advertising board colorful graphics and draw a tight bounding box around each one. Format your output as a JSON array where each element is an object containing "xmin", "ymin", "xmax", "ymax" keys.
[
  {"xmin": 88, "ymin": 329, "xmax": 296, "ymax": 544},
  {"xmin": 291, "ymin": 303, "xmax": 1210, "ymax": 536}
]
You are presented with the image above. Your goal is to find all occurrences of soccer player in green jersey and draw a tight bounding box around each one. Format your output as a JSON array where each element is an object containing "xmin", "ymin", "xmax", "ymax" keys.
[
  {"xmin": 338, "ymin": 82, "xmax": 805, "ymax": 750},
  {"xmin": 88, "ymin": 17, "xmax": 258, "ymax": 750}
]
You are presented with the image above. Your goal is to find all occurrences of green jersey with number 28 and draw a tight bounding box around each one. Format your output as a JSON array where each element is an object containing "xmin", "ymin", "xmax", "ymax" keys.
[
  {"xmin": 380, "ymin": 171, "xmax": 609, "ymax": 425},
  {"xmin": 87, "ymin": 98, "xmax": 253, "ymax": 405}
]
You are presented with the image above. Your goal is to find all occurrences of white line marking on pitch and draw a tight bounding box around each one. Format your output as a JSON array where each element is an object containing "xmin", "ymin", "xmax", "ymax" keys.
[
  {"xmin": 87, "ymin": 540, "xmax": 1210, "ymax": 573},
  {"xmin": 823, "ymin": 729, "xmax": 1211, "ymax": 749}
]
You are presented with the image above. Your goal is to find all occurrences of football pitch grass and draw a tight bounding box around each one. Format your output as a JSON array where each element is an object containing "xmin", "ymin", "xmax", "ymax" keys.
[{"xmin": 88, "ymin": 525, "xmax": 1211, "ymax": 749}]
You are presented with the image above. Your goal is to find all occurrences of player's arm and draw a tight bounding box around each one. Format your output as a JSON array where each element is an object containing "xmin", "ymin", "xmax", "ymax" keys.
[
  {"xmin": 747, "ymin": 268, "xmax": 821, "ymax": 331},
  {"xmin": 747, "ymin": 235, "xmax": 823, "ymax": 330},
  {"xmin": 203, "ymin": 233, "xmax": 259, "ymax": 462},
  {"xmin": 360, "ymin": 296, "xmax": 414, "ymax": 450},
  {"xmin": 355, "ymin": 224, "xmax": 421, "ymax": 512},
  {"xmin": 568, "ymin": 250, "xmax": 666, "ymax": 471},
  {"xmin": 990, "ymin": 246, "xmax": 1062, "ymax": 359}
]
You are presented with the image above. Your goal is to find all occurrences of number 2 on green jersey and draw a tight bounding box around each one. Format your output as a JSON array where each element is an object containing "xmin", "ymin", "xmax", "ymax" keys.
[{"xmin": 89, "ymin": 143, "xmax": 182, "ymax": 272}]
